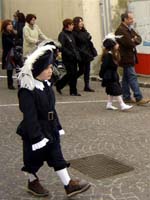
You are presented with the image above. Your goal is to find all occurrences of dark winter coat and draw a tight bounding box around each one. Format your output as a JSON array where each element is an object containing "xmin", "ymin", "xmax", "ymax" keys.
[
  {"xmin": 16, "ymin": 82, "xmax": 62, "ymax": 144},
  {"xmin": 73, "ymin": 29, "xmax": 97, "ymax": 62},
  {"xmin": 58, "ymin": 30, "xmax": 80, "ymax": 64},
  {"xmin": 99, "ymin": 53, "xmax": 119, "ymax": 87},
  {"xmin": 99, "ymin": 53, "xmax": 122, "ymax": 96},
  {"xmin": 115, "ymin": 23, "xmax": 142, "ymax": 67},
  {"xmin": 2, "ymin": 32, "xmax": 15, "ymax": 69},
  {"xmin": 15, "ymin": 22, "xmax": 25, "ymax": 46}
]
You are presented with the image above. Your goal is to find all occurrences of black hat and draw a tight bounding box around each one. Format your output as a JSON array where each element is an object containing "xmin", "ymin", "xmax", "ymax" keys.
[
  {"xmin": 18, "ymin": 44, "xmax": 56, "ymax": 90},
  {"xmin": 103, "ymin": 39, "xmax": 116, "ymax": 50},
  {"xmin": 32, "ymin": 50, "xmax": 53, "ymax": 78}
]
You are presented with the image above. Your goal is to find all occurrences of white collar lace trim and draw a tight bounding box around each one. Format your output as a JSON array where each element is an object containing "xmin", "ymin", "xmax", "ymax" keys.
[{"xmin": 34, "ymin": 79, "xmax": 51, "ymax": 91}]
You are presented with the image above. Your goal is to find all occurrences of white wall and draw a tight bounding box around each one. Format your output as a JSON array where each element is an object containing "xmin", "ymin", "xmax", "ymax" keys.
[
  {"xmin": 2, "ymin": 0, "xmax": 83, "ymax": 40},
  {"xmin": 82, "ymin": 0, "xmax": 102, "ymax": 53},
  {"xmin": 2, "ymin": 0, "xmax": 102, "ymax": 50}
]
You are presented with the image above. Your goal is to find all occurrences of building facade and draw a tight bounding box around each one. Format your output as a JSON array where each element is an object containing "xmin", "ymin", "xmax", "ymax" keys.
[
  {"xmin": 1, "ymin": 0, "xmax": 120, "ymax": 54},
  {"xmin": 1, "ymin": 0, "xmax": 120, "ymax": 74}
]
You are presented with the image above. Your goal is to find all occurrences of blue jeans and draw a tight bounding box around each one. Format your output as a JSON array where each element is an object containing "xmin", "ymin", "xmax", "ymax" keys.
[{"xmin": 122, "ymin": 66, "xmax": 143, "ymax": 101}]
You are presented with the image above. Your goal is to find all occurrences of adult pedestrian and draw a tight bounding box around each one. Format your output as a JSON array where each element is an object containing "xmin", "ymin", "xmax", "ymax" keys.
[
  {"xmin": 115, "ymin": 11, "xmax": 150, "ymax": 105},
  {"xmin": 73, "ymin": 16, "xmax": 97, "ymax": 92},
  {"xmin": 16, "ymin": 44, "xmax": 91, "ymax": 197},
  {"xmin": 1, "ymin": 19, "xmax": 16, "ymax": 89},
  {"xmin": 56, "ymin": 18, "xmax": 81, "ymax": 96},
  {"xmin": 15, "ymin": 12, "xmax": 26, "ymax": 46},
  {"xmin": 23, "ymin": 14, "xmax": 48, "ymax": 57}
]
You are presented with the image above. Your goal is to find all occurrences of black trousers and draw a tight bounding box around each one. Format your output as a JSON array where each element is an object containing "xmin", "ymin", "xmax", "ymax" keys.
[
  {"xmin": 7, "ymin": 69, "xmax": 14, "ymax": 87},
  {"xmin": 22, "ymin": 140, "xmax": 69, "ymax": 174},
  {"xmin": 77, "ymin": 61, "xmax": 91, "ymax": 89},
  {"xmin": 56, "ymin": 61, "xmax": 78, "ymax": 94}
]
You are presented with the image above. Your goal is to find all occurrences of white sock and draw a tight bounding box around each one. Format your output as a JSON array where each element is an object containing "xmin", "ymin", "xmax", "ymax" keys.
[
  {"xmin": 107, "ymin": 95, "xmax": 113, "ymax": 106},
  {"xmin": 56, "ymin": 168, "xmax": 71, "ymax": 186},
  {"xmin": 28, "ymin": 173, "xmax": 37, "ymax": 182},
  {"xmin": 116, "ymin": 95, "xmax": 126, "ymax": 107}
]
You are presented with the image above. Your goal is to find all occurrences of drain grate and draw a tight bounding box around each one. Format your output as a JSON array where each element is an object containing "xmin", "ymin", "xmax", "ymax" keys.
[{"xmin": 69, "ymin": 154, "xmax": 134, "ymax": 179}]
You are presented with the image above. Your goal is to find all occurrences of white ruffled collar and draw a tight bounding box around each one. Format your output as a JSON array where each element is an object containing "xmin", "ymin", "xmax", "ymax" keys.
[{"xmin": 34, "ymin": 79, "xmax": 51, "ymax": 91}]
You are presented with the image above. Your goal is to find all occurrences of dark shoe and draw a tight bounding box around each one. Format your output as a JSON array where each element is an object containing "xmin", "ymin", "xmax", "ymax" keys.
[
  {"xmin": 84, "ymin": 87, "xmax": 95, "ymax": 92},
  {"xmin": 136, "ymin": 98, "xmax": 150, "ymax": 105},
  {"xmin": 124, "ymin": 98, "xmax": 136, "ymax": 104},
  {"xmin": 8, "ymin": 85, "xmax": 15, "ymax": 90},
  {"xmin": 65, "ymin": 179, "xmax": 91, "ymax": 197},
  {"xmin": 28, "ymin": 179, "xmax": 49, "ymax": 197},
  {"xmin": 70, "ymin": 93, "xmax": 81, "ymax": 96},
  {"xmin": 56, "ymin": 86, "xmax": 62, "ymax": 95}
]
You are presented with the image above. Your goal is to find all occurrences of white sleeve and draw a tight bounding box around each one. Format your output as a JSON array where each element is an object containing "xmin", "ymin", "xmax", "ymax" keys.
[
  {"xmin": 32, "ymin": 138, "xmax": 49, "ymax": 151},
  {"xmin": 59, "ymin": 129, "xmax": 65, "ymax": 136}
]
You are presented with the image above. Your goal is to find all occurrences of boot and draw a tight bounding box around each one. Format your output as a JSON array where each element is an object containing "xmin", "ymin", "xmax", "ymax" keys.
[
  {"xmin": 64, "ymin": 179, "xmax": 91, "ymax": 197},
  {"xmin": 136, "ymin": 98, "xmax": 150, "ymax": 105},
  {"xmin": 27, "ymin": 179, "xmax": 49, "ymax": 197}
]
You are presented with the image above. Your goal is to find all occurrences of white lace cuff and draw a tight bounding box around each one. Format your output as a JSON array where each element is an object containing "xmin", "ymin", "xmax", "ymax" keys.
[
  {"xmin": 59, "ymin": 129, "xmax": 65, "ymax": 136},
  {"xmin": 32, "ymin": 138, "xmax": 49, "ymax": 151}
]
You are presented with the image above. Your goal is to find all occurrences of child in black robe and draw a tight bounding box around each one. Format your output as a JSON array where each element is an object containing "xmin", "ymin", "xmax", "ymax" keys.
[
  {"xmin": 16, "ymin": 44, "xmax": 90, "ymax": 197},
  {"xmin": 99, "ymin": 33, "xmax": 133, "ymax": 111}
]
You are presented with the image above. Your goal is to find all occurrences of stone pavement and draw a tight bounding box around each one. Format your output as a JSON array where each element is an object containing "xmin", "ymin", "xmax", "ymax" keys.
[{"xmin": 0, "ymin": 76, "xmax": 150, "ymax": 200}]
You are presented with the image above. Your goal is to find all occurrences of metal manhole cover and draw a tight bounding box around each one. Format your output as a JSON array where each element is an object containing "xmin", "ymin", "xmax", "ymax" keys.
[{"xmin": 69, "ymin": 154, "xmax": 134, "ymax": 179}]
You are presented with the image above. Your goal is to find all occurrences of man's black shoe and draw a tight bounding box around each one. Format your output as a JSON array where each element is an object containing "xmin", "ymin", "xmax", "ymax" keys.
[
  {"xmin": 8, "ymin": 85, "xmax": 15, "ymax": 90},
  {"xmin": 70, "ymin": 93, "xmax": 81, "ymax": 96},
  {"xmin": 84, "ymin": 88, "xmax": 95, "ymax": 92}
]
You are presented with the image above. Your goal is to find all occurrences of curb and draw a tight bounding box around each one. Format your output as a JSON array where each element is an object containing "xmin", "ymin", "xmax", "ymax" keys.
[
  {"xmin": 90, "ymin": 76, "xmax": 150, "ymax": 88},
  {"xmin": 139, "ymin": 82, "xmax": 150, "ymax": 88}
]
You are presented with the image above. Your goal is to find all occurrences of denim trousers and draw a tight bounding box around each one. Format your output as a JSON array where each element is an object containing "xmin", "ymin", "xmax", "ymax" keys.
[{"xmin": 122, "ymin": 66, "xmax": 143, "ymax": 101}]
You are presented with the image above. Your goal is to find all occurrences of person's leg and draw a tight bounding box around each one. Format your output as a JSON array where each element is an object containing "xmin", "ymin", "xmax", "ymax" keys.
[
  {"xmin": 122, "ymin": 67, "xmax": 131, "ymax": 100},
  {"xmin": 56, "ymin": 168, "xmax": 90, "ymax": 197},
  {"xmin": 84, "ymin": 61, "xmax": 95, "ymax": 92},
  {"xmin": 116, "ymin": 95, "xmax": 133, "ymax": 110},
  {"xmin": 69, "ymin": 62, "xmax": 80, "ymax": 96},
  {"xmin": 124, "ymin": 66, "xmax": 143, "ymax": 101},
  {"xmin": 7, "ymin": 69, "xmax": 15, "ymax": 89},
  {"xmin": 77, "ymin": 61, "xmax": 84, "ymax": 79},
  {"xmin": 106, "ymin": 95, "xmax": 118, "ymax": 110},
  {"xmin": 22, "ymin": 141, "xmax": 49, "ymax": 197},
  {"xmin": 46, "ymin": 142, "xmax": 90, "ymax": 197}
]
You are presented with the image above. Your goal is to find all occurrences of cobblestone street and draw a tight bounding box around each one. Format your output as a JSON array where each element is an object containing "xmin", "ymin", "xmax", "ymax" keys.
[{"xmin": 0, "ymin": 76, "xmax": 150, "ymax": 200}]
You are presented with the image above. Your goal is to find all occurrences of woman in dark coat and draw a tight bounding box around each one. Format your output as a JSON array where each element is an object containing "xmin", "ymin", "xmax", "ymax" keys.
[
  {"xmin": 73, "ymin": 17, "xmax": 97, "ymax": 92},
  {"xmin": 99, "ymin": 34, "xmax": 133, "ymax": 111},
  {"xmin": 17, "ymin": 44, "xmax": 90, "ymax": 197},
  {"xmin": 56, "ymin": 18, "xmax": 81, "ymax": 96},
  {"xmin": 1, "ymin": 19, "xmax": 16, "ymax": 89}
]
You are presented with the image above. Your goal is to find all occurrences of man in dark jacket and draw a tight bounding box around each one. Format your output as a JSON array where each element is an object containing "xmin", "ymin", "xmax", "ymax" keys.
[
  {"xmin": 55, "ymin": 18, "xmax": 81, "ymax": 96},
  {"xmin": 115, "ymin": 11, "xmax": 150, "ymax": 105}
]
